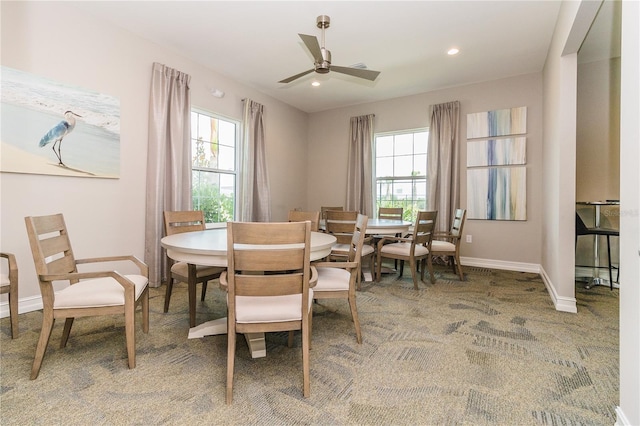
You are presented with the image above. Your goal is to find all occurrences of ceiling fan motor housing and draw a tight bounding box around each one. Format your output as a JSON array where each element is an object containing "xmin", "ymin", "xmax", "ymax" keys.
[
  {"xmin": 316, "ymin": 48, "xmax": 331, "ymax": 73},
  {"xmin": 316, "ymin": 15, "xmax": 330, "ymax": 29}
]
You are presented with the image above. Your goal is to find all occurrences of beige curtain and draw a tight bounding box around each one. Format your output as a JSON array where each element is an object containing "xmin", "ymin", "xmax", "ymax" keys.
[
  {"xmin": 427, "ymin": 101, "xmax": 460, "ymax": 233},
  {"xmin": 346, "ymin": 114, "xmax": 375, "ymax": 216},
  {"xmin": 239, "ymin": 99, "xmax": 271, "ymax": 222},
  {"xmin": 144, "ymin": 63, "xmax": 192, "ymax": 287}
]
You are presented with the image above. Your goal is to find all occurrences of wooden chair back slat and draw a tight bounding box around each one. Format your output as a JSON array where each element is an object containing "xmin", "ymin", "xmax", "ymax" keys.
[{"xmin": 288, "ymin": 210, "xmax": 320, "ymax": 232}]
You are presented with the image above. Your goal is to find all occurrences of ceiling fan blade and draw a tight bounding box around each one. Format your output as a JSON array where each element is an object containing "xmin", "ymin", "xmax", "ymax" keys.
[
  {"xmin": 278, "ymin": 68, "xmax": 315, "ymax": 84},
  {"xmin": 331, "ymin": 65, "xmax": 381, "ymax": 81},
  {"xmin": 298, "ymin": 34, "xmax": 323, "ymax": 62}
]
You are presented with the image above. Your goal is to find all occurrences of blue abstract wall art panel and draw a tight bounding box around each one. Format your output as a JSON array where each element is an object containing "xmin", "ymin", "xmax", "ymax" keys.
[
  {"xmin": 467, "ymin": 166, "xmax": 527, "ymax": 221},
  {"xmin": 467, "ymin": 137, "xmax": 526, "ymax": 167},
  {"xmin": 466, "ymin": 106, "xmax": 527, "ymax": 139}
]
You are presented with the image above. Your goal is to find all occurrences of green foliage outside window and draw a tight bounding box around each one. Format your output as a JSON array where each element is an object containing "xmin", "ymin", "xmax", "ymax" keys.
[{"xmin": 192, "ymin": 181, "xmax": 234, "ymax": 223}]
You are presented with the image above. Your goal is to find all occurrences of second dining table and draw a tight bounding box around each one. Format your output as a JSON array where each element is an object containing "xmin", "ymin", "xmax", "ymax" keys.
[{"xmin": 161, "ymin": 227, "xmax": 337, "ymax": 358}]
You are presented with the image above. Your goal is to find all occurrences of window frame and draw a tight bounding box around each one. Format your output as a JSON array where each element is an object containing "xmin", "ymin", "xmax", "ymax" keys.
[
  {"xmin": 190, "ymin": 107, "xmax": 240, "ymax": 225},
  {"xmin": 373, "ymin": 127, "xmax": 429, "ymax": 222}
]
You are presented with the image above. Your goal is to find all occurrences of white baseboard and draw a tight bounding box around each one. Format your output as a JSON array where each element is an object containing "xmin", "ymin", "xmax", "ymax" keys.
[
  {"xmin": 460, "ymin": 257, "xmax": 578, "ymax": 314},
  {"xmin": 615, "ymin": 406, "xmax": 632, "ymax": 426},
  {"xmin": 0, "ymin": 295, "xmax": 43, "ymax": 318},
  {"xmin": 539, "ymin": 265, "xmax": 577, "ymax": 313},
  {"xmin": 460, "ymin": 256, "xmax": 540, "ymax": 273}
]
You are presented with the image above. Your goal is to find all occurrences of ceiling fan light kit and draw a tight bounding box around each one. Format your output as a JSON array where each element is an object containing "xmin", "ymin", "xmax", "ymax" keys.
[{"xmin": 279, "ymin": 15, "xmax": 381, "ymax": 84}]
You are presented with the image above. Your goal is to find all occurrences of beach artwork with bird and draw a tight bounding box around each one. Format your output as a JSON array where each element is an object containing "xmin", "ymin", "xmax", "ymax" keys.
[{"xmin": 1, "ymin": 66, "xmax": 120, "ymax": 178}]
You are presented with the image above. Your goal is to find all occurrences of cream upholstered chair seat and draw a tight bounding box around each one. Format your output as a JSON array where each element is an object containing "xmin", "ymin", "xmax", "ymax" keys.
[
  {"xmin": 234, "ymin": 292, "xmax": 315, "ymax": 323},
  {"xmin": 380, "ymin": 241, "xmax": 430, "ymax": 257},
  {"xmin": 332, "ymin": 242, "xmax": 374, "ymax": 259},
  {"xmin": 429, "ymin": 240, "xmax": 456, "ymax": 252},
  {"xmin": 53, "ymin": 275, "xmax": 148, "ymax": 309},
  {"xmin": 315, "ymin": 267, "xmax": 350, "ymax": 291},
  {"xmin": 170, "ymin": 262, "xmax": 221, "ymax": 280}
]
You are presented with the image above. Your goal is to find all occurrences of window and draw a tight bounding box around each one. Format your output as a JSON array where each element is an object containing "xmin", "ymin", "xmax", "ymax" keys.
[
  {"xmin": 374, "ymin": 129, "xmax": 429, "ymax": 221},
  {"xmin": 191, "ymin": 109, "xmax": 238, "ymax": 224}
]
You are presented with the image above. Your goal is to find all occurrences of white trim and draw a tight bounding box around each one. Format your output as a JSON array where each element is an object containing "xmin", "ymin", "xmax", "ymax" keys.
[
  {"xmin": 0, "ymin": 294, "xmax": 43, "ymax": 318},
  {"xmin": 460, "ymin": 257, "xmax": 578, "ymax": 313},
  {"xmin": 460, "ymin": 256, "xmax": 540, "ymax": 273},
  {"xmin": 539, "ymin": 265, "xmax": 577, "ymax": 313},
  {"xmin": 615, "ymin": 406, "xmax": 631, "ymax": 426}
]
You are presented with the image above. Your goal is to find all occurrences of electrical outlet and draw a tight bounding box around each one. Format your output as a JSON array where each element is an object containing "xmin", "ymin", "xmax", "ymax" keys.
[{"xmin": 466, "ymin": 235, "xmax": 472, "ymax": 243}]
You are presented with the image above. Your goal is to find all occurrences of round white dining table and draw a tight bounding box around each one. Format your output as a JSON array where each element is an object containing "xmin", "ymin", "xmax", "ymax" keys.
[
  {"xmin": 319, "ymin": 218, "xmax": 412, "ymax": 235},
  {"xmin": 364, "ymin": 218, "xmax": 412, "ymax": 235},
  {"xmin": 160, "ymin": 228, "xmax": 336, "ymax": 357},
  {"xmin": 162, "ymin": 228, "xmax": 336, "ymax": 267}
]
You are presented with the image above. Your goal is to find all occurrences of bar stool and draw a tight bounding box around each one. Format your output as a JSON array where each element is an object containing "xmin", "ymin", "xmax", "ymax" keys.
[{"xmin": 575, "ymin": 213, "xmax": 619, "ymax": 290}]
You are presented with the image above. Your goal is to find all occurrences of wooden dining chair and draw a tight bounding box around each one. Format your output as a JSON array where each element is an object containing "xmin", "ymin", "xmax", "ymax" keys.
[
  {"xmin": 220, "ymin": 221, "xmax": 315, "ymax": 404},
  {"xmin": 313, "ymin": 213, "xmax": 368, "ymax": 343},
  {"xmin": 0, "ymin": 252, "xmax": 19, "ymax": 338},
  {"xmin": 288, "ymin": 210, "xmax": 320, "ymax": 232},
  {"xmin": 163, "ymin": 210, "xmax": 225, "ymax": 327},
  {"xmin": 378, "ymin": 207, "xmax": 403, "ymax": 221},
  {"xmin": 24, "ymin": 213, "xmax": 149, "ymax": 379},
  {"xmin": 376, "ymin": 211, "xmax": 438, "ymax": 289},
  {"xmin": 377, "ymin": 207, "xmax": 404, "ymax": 269},
  {"xmin": 320, "ymin": 206, "xmax": 343, "ymax": 221},
  {"xmin": 325, "ymin": 210, "xmax": 374, "ymax": 289},
  {"xmin": 430, "ymin": 209, "xmax": 467, "ymax": 281}
]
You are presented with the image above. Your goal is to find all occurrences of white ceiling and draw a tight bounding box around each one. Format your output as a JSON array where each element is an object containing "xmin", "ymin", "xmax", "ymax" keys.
[{"xmin": 71, "ymin": 1, "xmax": 564, "ymax": 113}]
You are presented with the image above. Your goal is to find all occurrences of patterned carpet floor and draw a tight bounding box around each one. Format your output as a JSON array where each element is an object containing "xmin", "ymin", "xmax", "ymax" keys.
[{"xmin": 0, "ymin": 263, "xmax": 619, "ymax": 425}]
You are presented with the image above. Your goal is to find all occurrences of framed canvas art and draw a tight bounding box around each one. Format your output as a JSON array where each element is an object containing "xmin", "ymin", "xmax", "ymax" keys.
[
  {"xmin": 466, "ymin": 106, "xmax": 527, "ymax": 139},
  {"xmin": 467, "ymin": 166, "xmax": 527, "ymax": 220},
  {"xmin": 467, "ymin": 137, "xmax": 526, "ymax": 167},
  {"xmin": 1, "ymin": 66, "xmax": 120, "ymax": 178}
]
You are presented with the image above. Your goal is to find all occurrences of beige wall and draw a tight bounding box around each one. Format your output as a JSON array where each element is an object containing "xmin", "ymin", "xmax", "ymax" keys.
[
  {"xmin": 307, "ymin": 74, "xmax": 544, "ymax": 267},
  {"xmin": 0, "ymin": 1, "xmax": 309, "ymax": 304},
  {"xmin": 576, "ymin": 57, "xmax": 621, "ymax": 201}
]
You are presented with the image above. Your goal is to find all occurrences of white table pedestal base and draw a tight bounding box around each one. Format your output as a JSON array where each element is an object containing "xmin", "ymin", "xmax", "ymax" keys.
[{"xmin": 188, "ymin": 318, "xmax": 266, "ymax": 359}]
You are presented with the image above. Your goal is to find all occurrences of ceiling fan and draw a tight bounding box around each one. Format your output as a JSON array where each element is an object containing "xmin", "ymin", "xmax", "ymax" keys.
[{"xmin": 279, "ymin": 15, "xmax": 381, "ymax": 84}]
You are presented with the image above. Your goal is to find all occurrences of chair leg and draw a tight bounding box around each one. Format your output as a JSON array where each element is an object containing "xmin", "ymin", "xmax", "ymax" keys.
[
  {"xmin": 125, "ymin": 302, "xmax": 136, "ymax": 369},
  {"xmin": 606, "ymin": 235, "xmax": 613, "ymax": 290},
  {"xmin": 427, "ymin": 255, "xmax": 436, "ymax": 284},
  {"xmin": 375, "ymin": 253, "xmax": 382, "ymax": 282},
  {"xmin": 454, "ymin": 253, "xmax": 464, "ymax": 281},
  {"xmin": 302, "ymin": 314, "xmax": 311, "ymax": 398},
  {"xmin": 188, "ymin": 264, "xmax": 197, "ymax": 328},
  {"xmin": 163, "ymin": 278, "xmax": 174, "ymax": 313},
  {"xmin": 31, "ymin": 313, "xmax": 55, "ymax": 380},
  {"xmin": 201, "ymin": 281, "xmax": 208, "ymax": 301},
  {"xmin": 409, "ymin": 258, "xmax": 419, "ymax": 289},
  {"xmin": 288, "ymin": 330, "xmax": 294, "ymax": 348},
  {"xmin": 60, "ymin": 318, "xmax": 74, "ymax": 348},
  {"xmin": 141, "ymin": 287, "xmax": 150, "ymax": 333},
  {"xmin": 348, "ymin": 293, "xmax": 362, "ymax": 344},
  {"xmin": 226, "ymin": 329, "xmax": 236, "ymax": 404},
  {"xmin": 8, "ymin": 290, "xmax": 18, "ymax": 339}
]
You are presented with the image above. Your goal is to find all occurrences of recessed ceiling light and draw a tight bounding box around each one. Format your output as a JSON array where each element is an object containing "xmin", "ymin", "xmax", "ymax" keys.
[
  {"xmin": 311, "ymin": 81, "xmax": 320, "ymax": 87},
  {"xmin": 448, "ymin": 48, "xmax": 460, "ymax": 56}
]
